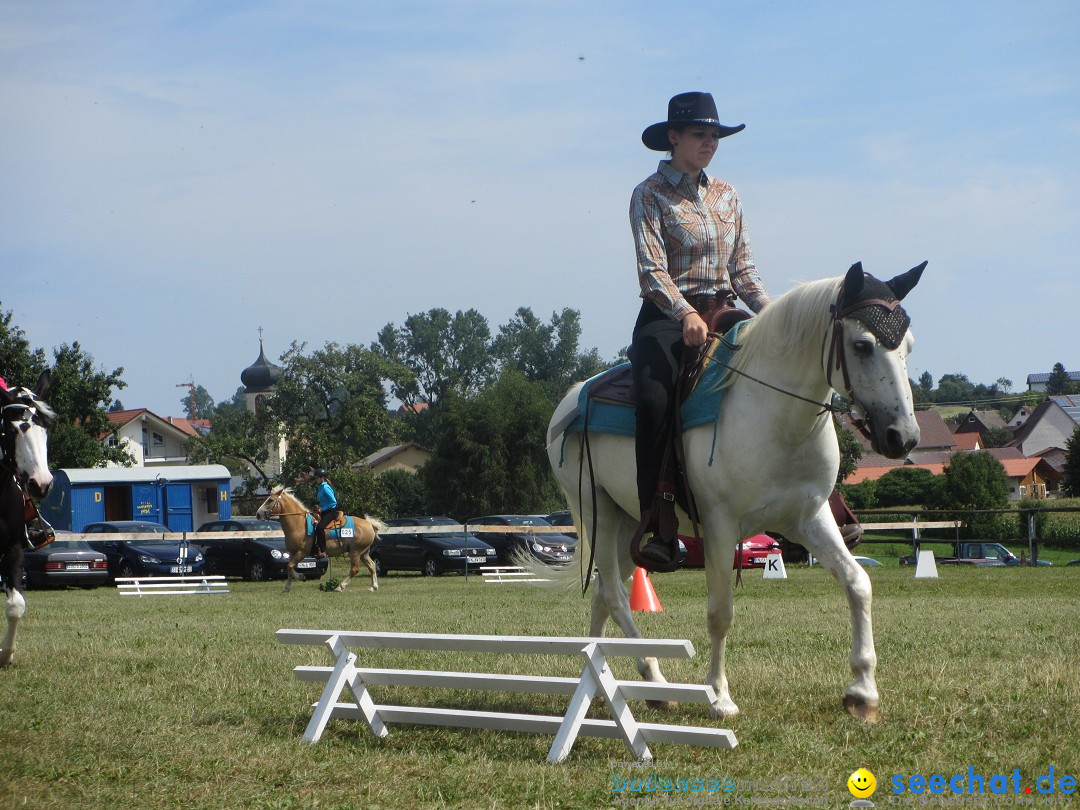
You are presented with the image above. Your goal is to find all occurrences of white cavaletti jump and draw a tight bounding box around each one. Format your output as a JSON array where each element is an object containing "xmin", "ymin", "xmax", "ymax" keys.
[{"xmin": 277, "ymin": 628, "xmax": 737, "ymax": 763}]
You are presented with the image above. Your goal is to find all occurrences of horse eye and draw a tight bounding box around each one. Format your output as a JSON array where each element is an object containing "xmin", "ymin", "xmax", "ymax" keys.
[{"xmin": 853, "ymin": 339, "xmax": 874, "ymax": 356}]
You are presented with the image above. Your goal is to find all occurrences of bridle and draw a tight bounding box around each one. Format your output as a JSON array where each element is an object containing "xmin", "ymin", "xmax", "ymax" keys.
[
  {"xmin": 262, "ymin": 489, "xmax": 309, "ymax": 519},
  {"xmin": 708, "ymin": 276, "xmax": 910, "ymax": 445}
]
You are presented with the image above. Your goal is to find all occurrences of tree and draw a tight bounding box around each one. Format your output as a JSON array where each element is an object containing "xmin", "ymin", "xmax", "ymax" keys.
[
  {"xmin": 835, "ymin": 421, "xmax": 862, "ymax": 485},
  {"xmin": 936, "ymin": 451, "xmax": 1011, "ymax": 538},
  {"xmin": 934, "ymin": 373, "xmax": 975, "ymax": 404},
  {"xmin": 492, "ymin": 307, "xmax": 609, "ymax": 402},
  {"xmin": 266, "ymin": 341, "xmax": 402, "ymax": 482},
  {"xmin": 981, "ymin": 426, "xmax": 1014, "ymax": 449},
  {"xmin": 378, "ymin": 469, "xmax": 428, "ymax": 517},
  {"xmin": 917, "ymin": 371, "xmax": 934, "ymax": 399},
  {"xmin": 179, "ymin": 384, "xmax": 215, "ymax": 419},
  {"xmin": 1046, "ymin": 362, "xmax": 1076, "ymax": 395},
  {"xmin": 0, "ymin": 306, "xmax": 47, "ymax": 385},
  {"xmin": 938, "ymin": 452, "xmax": 1009, "ymax": 509},
  {"xmin": 874, "ymin": 467, "xmax": 938, "ymax": 508},
  {"xmin": 996, "ymin": 377, "xmax": 1013, "ymax": 395},
  {"xmin": 421, "ymin": 370, "xmax": 561, "ymax": 518},
  {"xmin": 375, "ymin": 308, "xmax": 492, "ymax": 410},
  {"xmin": 44, "ymin": 342, "xmax": 130, "ymax": 468},
  {"xmin": 1063, "ymin": 426, "xmax": 1080, "ymax": 497},
  {"xmin": 187, "ymin": 399, "xmax": 276, "ymax": 483}
]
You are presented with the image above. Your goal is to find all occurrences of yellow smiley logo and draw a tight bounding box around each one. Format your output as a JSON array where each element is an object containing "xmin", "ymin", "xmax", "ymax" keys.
[{"xmin": 848, "ymin": 768, "xmax": 877, "ymax": 798}]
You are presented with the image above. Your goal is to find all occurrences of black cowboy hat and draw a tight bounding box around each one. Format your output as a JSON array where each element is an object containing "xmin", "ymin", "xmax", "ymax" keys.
[{"xmin": 641, "ymin": 91, "xmax": 746, "ymax": 151}]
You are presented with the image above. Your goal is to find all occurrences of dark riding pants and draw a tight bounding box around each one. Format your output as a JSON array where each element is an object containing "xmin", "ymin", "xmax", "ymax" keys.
[
  {"xmin": 630, "ymin": 301, "xmax": 686, "ymax": 513},
  {"xmin": 314, "ymin": 509, "xmax": 341, "ymax": 552}
]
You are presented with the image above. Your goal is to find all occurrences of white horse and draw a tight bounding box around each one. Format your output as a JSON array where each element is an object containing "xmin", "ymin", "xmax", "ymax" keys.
[
  {"xmin": 1, "ymin": 372, "xmax": 55, "ymax": 667},
  {"xmin": 545, "ymin": 263, "xmax": 925, "ymax": 722}
]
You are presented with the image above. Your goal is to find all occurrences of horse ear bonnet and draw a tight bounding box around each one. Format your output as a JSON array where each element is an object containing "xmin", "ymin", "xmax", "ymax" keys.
[{"xmin": 838, "ymin": 263, "xmax": 914, "ymax": 351}]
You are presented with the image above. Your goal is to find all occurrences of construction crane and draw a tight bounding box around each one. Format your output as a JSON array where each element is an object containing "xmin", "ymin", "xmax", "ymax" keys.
[{"xmin": 177, "ymin": 378, "xmax": 197, "ymax": 420}]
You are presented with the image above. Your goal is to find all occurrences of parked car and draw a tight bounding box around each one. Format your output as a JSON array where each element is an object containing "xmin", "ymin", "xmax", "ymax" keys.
[
  {"xmin": 195, "ymin": 518, "xmax": 327, "ymax": 581},
  {"xmin": 544, "ymin": 509, "xmax": 577, "ymax": 539},
  {"xmin": 681, "ymin": 533, "xmax": 780, "ymax": 569},
  {"xmin": 83, "ymin": 520, "xmax": 205, "ymax": 579},
  {"xmin": 374, "ymin": 517, "xmax": 497, "ymax": 577},
  {"xmin": 468, "ymin": 515, "xmax": 576, "ymax": 567},
  {"xmin": 22, "ymin": 536, "xmax": 108, "ymax": 589},
  {"xmin": 853, "ymin": 555, "xmax": 883, "ymax": 567}
]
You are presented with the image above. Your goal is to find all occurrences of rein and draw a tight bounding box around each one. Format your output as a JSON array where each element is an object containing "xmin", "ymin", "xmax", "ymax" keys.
[
  {"xmin": 704, "ymin": 294, "xmax": 879, "ymax": 446},
  {"xmin": 709, "ymin": 329, "xmax": 853, "ymax": 417}
]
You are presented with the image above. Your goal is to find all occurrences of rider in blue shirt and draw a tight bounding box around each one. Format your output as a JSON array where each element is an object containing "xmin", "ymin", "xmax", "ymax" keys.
[{"xmin": 312, "ymin": 469, "xmax": 340, "ymax": 559}]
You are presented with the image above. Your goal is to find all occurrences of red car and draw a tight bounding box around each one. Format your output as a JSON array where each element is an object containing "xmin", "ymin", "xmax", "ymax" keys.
[{"xmin": 679, "ymin": 533, "xmax": 781, "ymax": 569}]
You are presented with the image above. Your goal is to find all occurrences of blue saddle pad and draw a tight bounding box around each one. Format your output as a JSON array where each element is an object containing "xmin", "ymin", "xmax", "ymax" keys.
[
  {"xmin": 305, "ymin": 513, "xmax": 356, "ymax": 539},
  {"xmin": 565, "ymin": 319, "xmax": 747, "ymax": 438}
]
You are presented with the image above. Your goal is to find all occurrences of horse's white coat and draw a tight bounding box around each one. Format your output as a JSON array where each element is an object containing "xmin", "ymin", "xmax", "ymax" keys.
[{"xmin": 545, "ymin": 272, "xmax": 922, "ymax": 721}]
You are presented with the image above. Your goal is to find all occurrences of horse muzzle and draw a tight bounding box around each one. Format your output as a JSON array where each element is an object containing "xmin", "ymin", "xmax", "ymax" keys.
[
  {"xmin": 872, "ymin": 422, "xmax": 920, "ymax": 459},
  {"xmin": 22, "ymin": 471, "xmax": 53, "ymax": 499}
]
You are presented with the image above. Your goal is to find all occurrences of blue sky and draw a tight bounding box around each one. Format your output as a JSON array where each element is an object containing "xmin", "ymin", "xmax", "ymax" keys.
[{"xmin": 2, "ymin": 1, "xmax": 1078, "ymax": 416}]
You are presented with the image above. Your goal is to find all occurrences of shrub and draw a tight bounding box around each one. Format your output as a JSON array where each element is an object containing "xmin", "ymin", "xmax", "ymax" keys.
[{"xmin": 874, "ymin": 467, "xmax": 937, "ymax": 508}]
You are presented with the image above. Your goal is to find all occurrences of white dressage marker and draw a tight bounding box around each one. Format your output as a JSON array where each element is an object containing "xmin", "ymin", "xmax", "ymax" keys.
[
  {"xmin": 762, "ymin": 553, "xmax": 787, "ymax": 579},
  {"xmin": 914, "ymin": 550, "xmax": 938, "ymax": 579}
]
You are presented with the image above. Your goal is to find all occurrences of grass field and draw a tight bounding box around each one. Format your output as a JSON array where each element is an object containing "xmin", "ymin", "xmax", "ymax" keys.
[{"xmin": 3, "ymin": 562, "xmax": 1078, "ymax": 809}]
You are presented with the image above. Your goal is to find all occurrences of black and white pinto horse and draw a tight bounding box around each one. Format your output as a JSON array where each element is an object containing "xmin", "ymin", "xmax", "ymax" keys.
[
  {"xmin": 544, "ymin": 263, "xmax": 925, "ymax": 722},
  {"xmin": 0, "ymin": 372, "xmax": 55, "ymax": 667}
]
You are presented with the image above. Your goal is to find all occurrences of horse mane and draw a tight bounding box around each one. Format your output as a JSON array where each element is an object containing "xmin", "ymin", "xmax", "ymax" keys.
[
  {"xmin": 722, "ymin": 275, "xmax": 841, "ymax": 385},
  {"xmin": 272, "ymin": 485, "xmax": 310, "ymax": 512}
]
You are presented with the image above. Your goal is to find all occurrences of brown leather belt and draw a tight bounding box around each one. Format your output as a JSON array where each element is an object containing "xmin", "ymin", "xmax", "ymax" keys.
[{"xmin": 687, "ymin": 292, "xmax": 736, "ymax": 313}]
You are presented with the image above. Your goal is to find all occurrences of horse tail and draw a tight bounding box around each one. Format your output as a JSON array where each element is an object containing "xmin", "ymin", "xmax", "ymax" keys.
[
  {"xmin": 364, "ymin": 515, "xmax": 387, "ymax": 535},
  {"xmin": 511, "ymin": 514, "xmax": 590, "ymax": 592}
]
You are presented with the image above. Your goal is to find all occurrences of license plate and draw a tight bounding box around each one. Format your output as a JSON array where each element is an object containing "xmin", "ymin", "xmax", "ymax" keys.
[
  {"xmin": 297, "ymin": 561, "xmax": 316, "ymax": 569},
  {"xmin": 66, "ymin": 562, "xmax": 89, "ymax": 571},
  {"xmin": 466, "ymin": 556, "xmax": 486, "ymax": 564},
  {"xmin": 170, "ymin": 565, "xmax": 192, "ymax": 574}
]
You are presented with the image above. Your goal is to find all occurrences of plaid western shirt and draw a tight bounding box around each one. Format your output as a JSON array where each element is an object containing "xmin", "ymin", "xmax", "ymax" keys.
[{"xmin": 630, "ymin": 160, "xmax": 771, "ymax": 321}]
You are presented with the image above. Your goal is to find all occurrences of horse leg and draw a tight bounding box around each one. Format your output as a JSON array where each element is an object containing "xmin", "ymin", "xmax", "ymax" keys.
[
  {"xmin": 1, "ymin": 586, "xmax": 26, "ymax": 668},
  {"xmin": 589, "ymin": 504, "xmax": 669, "ymax": 694},
  {"xmin": 333, "ymin": 545, "xmax": 358, "ymax": 592},
  {"xmin": 799, "ymin": 509, "xmax": 880, "ymax": 722},
  {"xmin": 283, "ymin": 550, "xmax": 306, "ymax": 594},
  {"xmin": 701, "ymin": 527, "xmax": 740, "ymax": 719},
  {"xmin": 360, "ymin": 548, "xmax": 378, "ymax": 592}
]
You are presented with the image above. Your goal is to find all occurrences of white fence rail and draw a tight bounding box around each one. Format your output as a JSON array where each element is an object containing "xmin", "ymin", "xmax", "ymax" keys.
[
  {"xmin": 479, "ymin": 566, "xmax": 550, "ymax": 583},
  {"xmin": 276, "ymin": 629, "xmax": 736, "ymax": 763},
  {"xmin": 116, "ymin": 575, "xmax": 229, "ymax": 596}
]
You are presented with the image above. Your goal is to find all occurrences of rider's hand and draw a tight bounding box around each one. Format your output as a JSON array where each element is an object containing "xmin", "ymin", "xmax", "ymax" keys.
[{"xmin": 681, "ymin": 311, "xmax": 708, "ymax": 348}]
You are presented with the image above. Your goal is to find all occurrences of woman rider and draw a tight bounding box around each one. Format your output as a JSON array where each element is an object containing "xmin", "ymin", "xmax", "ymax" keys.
[
  {"xmin": 629, "ymin": 91, "xmax": 772, "ymax": 567},
  {"xmin": 312, "ymin": 469, "xmax": 341, "ymax": 559}
]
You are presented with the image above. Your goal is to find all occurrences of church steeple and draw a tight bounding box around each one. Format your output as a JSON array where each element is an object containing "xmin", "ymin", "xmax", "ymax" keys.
[{"xmin": 241, "ymin": 328, "xmax": 282, "ymax": 393}]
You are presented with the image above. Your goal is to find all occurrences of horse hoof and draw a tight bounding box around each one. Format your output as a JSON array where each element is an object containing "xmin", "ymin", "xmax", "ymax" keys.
[
  {"xmin": 844, "ymin": 694, "xmax": 881, "ymax": 723},
  {"xmin": 709, "ymin": 701, "xmax": 740, "ymax": 721}
]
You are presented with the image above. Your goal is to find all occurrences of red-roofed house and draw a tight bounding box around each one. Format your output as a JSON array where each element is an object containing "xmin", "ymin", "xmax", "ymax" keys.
[
  {"xmin": 103, "ymin": 408, "xmax": 195, "ymax": 467},
  {"xmin": 844, "ymin": 451, "xmax": 1059, "ymax": 500}
]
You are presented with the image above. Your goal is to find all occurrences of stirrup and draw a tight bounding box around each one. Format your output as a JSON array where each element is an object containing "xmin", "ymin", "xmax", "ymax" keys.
[{"xmin": 629, "ymin": 519, "xmax": 681, "ymax": 574}]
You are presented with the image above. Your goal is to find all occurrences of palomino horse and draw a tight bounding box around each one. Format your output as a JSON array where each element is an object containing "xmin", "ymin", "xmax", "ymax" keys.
[
  {"xmin": 256, "ymin": 485, "xmax": 383, "ymax": 593},
  {"xmin": 545, "ymin": 263, "xmax": 925, "ymax": 722},
  {"xmin": 1, "ymin": 372, "xmax": 55, "ymax": 667}
]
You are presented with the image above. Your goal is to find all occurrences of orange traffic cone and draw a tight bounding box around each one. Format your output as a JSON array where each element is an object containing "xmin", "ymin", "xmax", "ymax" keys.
[{"xmin": 630, "ymin": 567, "xmax": 663, "ymax": 613}]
